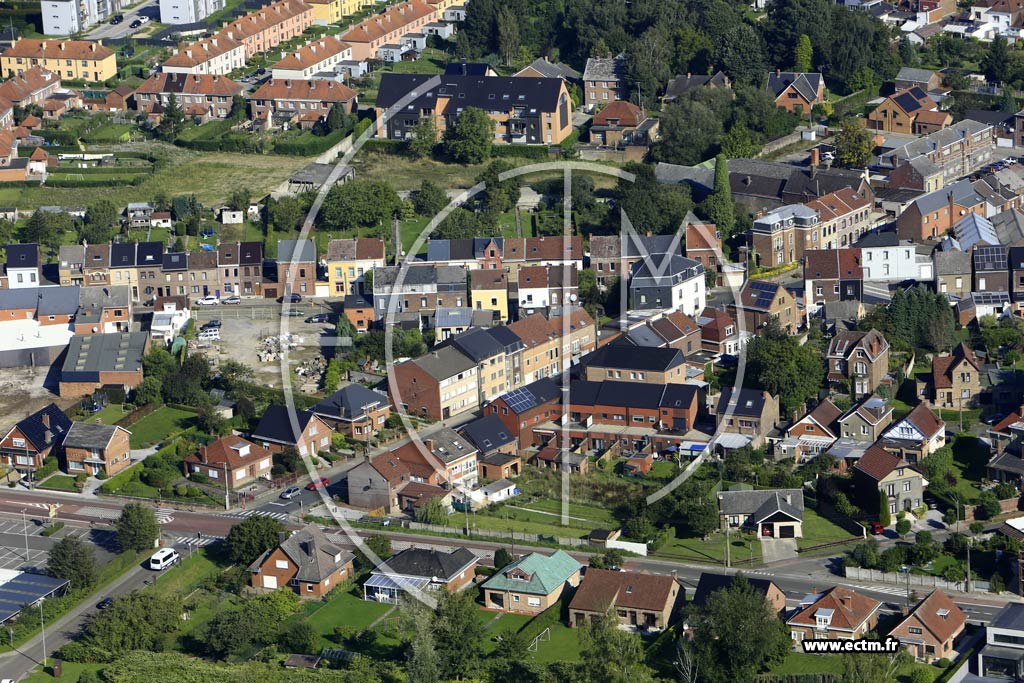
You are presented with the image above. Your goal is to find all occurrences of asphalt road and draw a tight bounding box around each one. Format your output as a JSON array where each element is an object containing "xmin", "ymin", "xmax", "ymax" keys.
[{"xmin": 84, "ymin": 0, "xmax": 159, "ymax": 41}]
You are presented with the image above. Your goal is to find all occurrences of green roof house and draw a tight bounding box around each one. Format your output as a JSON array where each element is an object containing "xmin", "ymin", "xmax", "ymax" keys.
[{"xmin": 482, "ymin": 550, "xmax": 583, "ymax": 614}]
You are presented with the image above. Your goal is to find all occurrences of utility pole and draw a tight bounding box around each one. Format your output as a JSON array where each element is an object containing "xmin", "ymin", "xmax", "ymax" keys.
[
  {"xmin": 39, "ymin": 600, "xmax": 47, "ymax": 666},
  {"xmin": 1018, "ymin": 550, "xmax": 1022, "ymax": 597},
  {"xmin": 966, "ymin": 538, "xmax": 972, "ymax": 593},
  {"xmin": 725, "ymin": 523, "xmax": 731, "ymax": 568},
  {"xmin": 223, "ymin": 461, "xmax": 230, "ymax": 511}
]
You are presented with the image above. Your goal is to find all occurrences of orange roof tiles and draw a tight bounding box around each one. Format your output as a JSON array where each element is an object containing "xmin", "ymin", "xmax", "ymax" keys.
[
  {"xmin": 2, "ymin": 39, "xmax": 114, "ymax": 61},
  {"xmin": 342, "ymin": 0, "xmax": 436, "ymax": 44},
  {"xmin": 272, "ymin": 35, "xmax": 350, "ymax": 71},
  {"xmin": 592, "ymin": 100, "xmax": 644, "ymax": 127},
  {"xmin": 251, "ymin": 78, "xmax": 356, "ymax": 102}
]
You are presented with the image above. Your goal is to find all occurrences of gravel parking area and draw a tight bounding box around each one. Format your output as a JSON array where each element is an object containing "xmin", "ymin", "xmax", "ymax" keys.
[{"xmin": 0, "ymin": 366, "xmax": 76, "ymax": 420}]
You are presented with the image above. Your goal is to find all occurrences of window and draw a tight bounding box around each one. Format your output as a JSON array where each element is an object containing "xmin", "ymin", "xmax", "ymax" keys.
[
  {"xmin": 12, "ymin": 438, "xmax": 26, "ymax": 448},
  {"xmin": 275, "ymin": 560, "xmax": 289, "ymax": 569}
]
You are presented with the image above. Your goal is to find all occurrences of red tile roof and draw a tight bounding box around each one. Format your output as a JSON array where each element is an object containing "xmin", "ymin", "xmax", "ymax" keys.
[
  {"xmin": 853, "ymin": 444, "xmax": 906, "ymax": 481},
  {"xmin": 136, "ymin": 73, "xmax": 243, "ymax": 97},
  {"xmin": 893, "ymin": 590, "xmax": 965, "ymax": 644},
  {"xmin": 592, "ymin": 100, "xmax": 644, "ymax": 127},
  {"xmin": 787, "ymin": 586, "xmax": 880, "ymax": 631},
  {"xmin": 187, "ymin": 436, "xmax": 272, "ymax": 470},
  {"xmin": 342, "ymin": 0, "xmax": 436, "ymax": 44},
  {"xmin": 251, "ymin": 78, "xmax": 356, "ymax": 103},
  {"xmin": 902, "ymin": 402, "xmax": 944, "ymax": 439},
  {"xmin": 932, "ymin": 343, "xmax": 979, "ymax": 390},
  {"xmin": 569, "ymin": 568, "xmax": 677, "ymax": 612},
  {"xmin": 3, "ymin": 39, "xmax": 114, "ymax": 61},
  {"xmin": 272, "ymin": 35, "xmax": 350, "ymax": 71}
]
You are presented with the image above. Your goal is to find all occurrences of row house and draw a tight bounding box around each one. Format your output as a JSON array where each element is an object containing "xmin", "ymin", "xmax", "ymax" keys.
[
  {"xmin": 305, "ymin": 0, "xmax": 360, "ymax": 25},
  {"xmin": 882, "ymin": 119, "xmax": 996, "ymax": 193},
  {"xmin": 506, "ymin": 308, "xmax": 595, "ymax": 384},
  {"xmin": 685, "ymin": 219, "xmax": 722, "ymax": 277},
  {"xmin": 249, "ymin": 79, "xmax": 357, "ymax": 126},
  {"xmin": 515, "ymin": 264, "xmax": 579, "ymax": 317},
  {"xmin": 0, "ymin": 39, "xmax": 117, "ymax": 82},
  {"xmin": 580, "ymin": 345, "xmax": 688, "ymax": 386},
  {"xmin": 804, "ymin": 248, "xmax": 863, "ymax": 318},
  {"xmin": 445, "ymin": 326, "xmax": 524, "ymax": 406},
  {"xmin": 825, "ymin": 329, "xmax": 891, "ymax": 399},
  {"xmin": 546, "ymin": 379, "xmax": 701, "ymax": 454},
  {"xmin": 425, "ymin": 237, "xmax": 505, "ymax": 270},
  {"xmin": 469, "ymin": 269, "xmax": 509, "ymax": 322},
  {"xmin": 226, "ymin": 0, "xmax": 314, "ymax": 60},
  {"xmin": 134, "ymin": 73, "xmax": 243, "ymax": 121},
  {"xmin": 0, "ymin": 67, "xmax": 61, "ymax": 130},
  {"xmin": 728, "ymin": 280, "xmax": 800, "ymax": 334},
  {"xmin": 375, "ymin": 72, "xmax": 573, "ymax": 146},
  {"xmin": 341, "ymin": 0, "xmax": 438, "ymax": 61},
  {"xmin": 275, "ymin": 239, "xmax": 316, "ymax": 298},
  {"xmin": 185, "ymin": 250, "xmax": 219, "ymax": 298},
  {"xmin": 270, "ymin": 35, "xmax": 352, "ymax": 79},
  {"xmin": 161, "ymin": 34, "xmax": 246, "ymax": 76},
  {"xmin": 326, "ymin": 238, "xmax": 385, "ymax": 296},
  {"xmin": 713, "ymin": 387, "xmax": 780, "ymax": 449},
  {"xmin": 589, "ymin": 234, "xmax": 682, "ymax": 291},
  {"xmin": 484, "ymin": 376, "xmax": 563, "ymax": 449},
  {"xmin": 857, "ymin": 231, "xmax": 934, "ymax": 282},
  {"xmin": 803, "ymin": 187, "xmax": 873, "ymax": 249},
  {"xmin": 867, "ymin": 86, "xmax": 951, "ymax": 134},
  {"xmin": 157, "ymin": 251, "xmax": 189, "ymax": 297},
  {"xmin": 3, "ymin": 243, "xmax": 41, "ymax": 288},
  {"xmin": 933, "ymin": 248, "xmax": 973, "ymax": 300},
  {"xmin": 218, "ymin": 241, "xmax": 264, "ymax": 298},
  {"xmin": 628, "ymin": 253, "xmax": 706, "ymax": 317},
  {"xmin": 372, "ymin": 264, "xmax": 469, "ymax": 327},
  {"xmin": 75, "ymin": 285, "xmax": 132, "ymax": 335}
]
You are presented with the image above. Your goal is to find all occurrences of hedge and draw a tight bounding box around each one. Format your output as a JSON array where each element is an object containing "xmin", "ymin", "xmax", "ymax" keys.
[
  {"xmin": 358, "ymin": 139, "xmax": 403, "ymax": 155},
  {"xmin": 41, "ymin": 521, "xmax": 65, "ymax": 537},
  {"xmin": 271, "ymin": 127, "xmax": 349, "ymax": 156},
  {"xmin": 46, "ymin": 176, "xmax": 147, "ymax": 187},
  {"xmin": 36, "ymin": 455, "xmax": 59, "ymax": 480},
  {"xmin": 491, "ymin": 144, "xmax": 551, "ymax": 159}
]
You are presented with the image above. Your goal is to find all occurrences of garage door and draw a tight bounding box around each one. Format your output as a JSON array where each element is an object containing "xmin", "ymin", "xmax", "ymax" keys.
[
  {"xmin": 779, "ymin": 525, "xmax": 795, "ymax": 538},
  {"xmin": 263, "ymin": 575, "xmax": 278, "ymax": 589}
]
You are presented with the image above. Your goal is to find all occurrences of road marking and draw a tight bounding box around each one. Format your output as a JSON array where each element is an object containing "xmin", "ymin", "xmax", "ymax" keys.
[
  {"xmin": 173, "ymin": 535, "xmax": 223, "ymax": 547},
  {"xmin": 222, "ymin": 510, "xmax": 290, "ymax": 521},
  {"xmin": 154, "ymin": 509, "xmax": 174, "ymax": 524},
  {"xmin": 76, "ymin": 506, "xmax": 121, "ymax": 520}
]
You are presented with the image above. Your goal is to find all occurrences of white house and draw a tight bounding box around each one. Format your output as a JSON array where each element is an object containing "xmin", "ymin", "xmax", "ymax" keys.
[
  {"xmin": 881, "ymin": 403, "xmax": 945, "ymax": 458},
  {"xmin": 220, "ymin": 209, "xmax": 244, "ymax": 225},
  {"xmin": 857, "ymin": 232, "xmax": 932, "ymax": 282}
]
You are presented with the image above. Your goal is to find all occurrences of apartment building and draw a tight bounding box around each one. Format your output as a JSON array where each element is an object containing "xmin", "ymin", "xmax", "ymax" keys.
[
  {"xmin": 41, "ymin": 0, "xmax": 121, "ymax": 37},
  {"xmin": 629, "ymin": 253, "xmax": 706, "ymax": 316},
  {"xmin": 896, "ymin": 179, "xmax": 987, "ymax": 241},
  {"xmin": 1, "ymin": 39, "xmax": 116, "ymax": 82},
  {"xmin": 882, "ymin": 119, "xmax": 996, "ymax": 193},
  {"xmin": 390, "ymin": 346, "xmax": 479, "ymax": 421},
  {"xmin": 375, "ymin": 72, "xmax": 573, "ymax": 145},
  {"xmin": 507, "ymin": 308, "xmax": 595, "ymax": 384},
  {"xmin": 372, "ymin": 264, "xmax": 468, "ymax": 325},
  {"xmin": 159, "ymin": 0, "xmax": 226, "ymax": 24},
  {"xmin": 341, "ymin": 0, "xmax": 438, "ymax": 61},
  {"xmin": 134, "ymin": 73, "xmax": 243, "ymax": 120},
  {"xmin": 249, "ymin": 79, "xmax": 357, "ymax": 123},
  {"xmin": 581, "ymin": 345, "xmax": 688, "ymax": 385},
  {"xmin": 162, "ymin": 34, "xmax": 245, "ymax": 75},
  {"xmin": 227, "ymin": 0, "xmax": 315, "ymax": 60},
  {"xmin": 582, "ymin": 56, "xmax": 626, "ymax": 108},
  {"xmin": 446, "ymin": 326, "xmax": 525, "ymax": 406}
]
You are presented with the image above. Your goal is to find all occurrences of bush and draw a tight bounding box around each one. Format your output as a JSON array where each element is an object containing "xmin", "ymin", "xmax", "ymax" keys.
[
  {"xmin": 174, "ymin": 483, "xmax": 188, "ymax": 497},
  {"xmin": 95, "ymin": 471, "xmax": 108, "ymax": 481},
  {"xmin": 190, "ymin": 471, "xmax": 209, "ymax": 484},
  {"xmin": 491, "ymin": 144, "xmax": 550, "ymax": 159},
  {"xmin": 272, "ymin": 127, "xmax": 348, "ymax": 156},
  {"xmin": 937, "ymin": 658, "xmax": 951, "ymax": 668},
  {"xmin": 41, "ymin": 521, "xmax": 65, "ymax": 537}
]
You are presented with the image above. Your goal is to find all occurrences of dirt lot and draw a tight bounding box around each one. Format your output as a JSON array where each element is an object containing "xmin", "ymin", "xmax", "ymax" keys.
[
  {"xmin": 195, "ymin": 309, "xmax": 333, "ymax": 390},
  {"xmin": 0, "ymin": 366, "xmax": 75, "ymax": 421}
]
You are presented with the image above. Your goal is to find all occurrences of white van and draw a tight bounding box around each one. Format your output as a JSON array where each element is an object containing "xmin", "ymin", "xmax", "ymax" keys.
[
  {"xmin": 148, "ymin": 548, "xmax": 180, "ymax": 570},
  {"xmin": 197, "ymin": 328, "xmax": 220, "ymax": 341}
]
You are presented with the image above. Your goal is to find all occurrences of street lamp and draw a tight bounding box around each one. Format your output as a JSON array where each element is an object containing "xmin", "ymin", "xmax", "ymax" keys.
[
  {"xmin": 39, "ymin": 599, "xmax": 47, "ymax": 666},
  {"xmin": 899, "ymin": 566, "xmax": 911, "ymax": 611}
]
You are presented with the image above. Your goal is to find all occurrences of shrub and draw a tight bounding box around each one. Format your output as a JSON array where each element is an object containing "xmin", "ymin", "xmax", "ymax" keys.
[
  {"xmin": 41, "ymin": 521, "xmax": 65, "ymax": 537},
  {"xmin": 95, "ymin": 471, "xmax": 108, "ymax": 481},
  {"xmin": 174, "ymin": 483, "xmax": 188, "ymax": 497},
  {"xmin": 937, "ymin": 658, "xmax": 951, "ymax": 668},
  {"xmin": 190, "ymin": 471, "xmax": 209, "ymax": 485}
]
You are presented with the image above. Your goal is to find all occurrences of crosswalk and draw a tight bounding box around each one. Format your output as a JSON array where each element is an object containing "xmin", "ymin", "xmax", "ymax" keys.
[
  {"xmin": 154, "ymin": 509, "xmax": 174, "ymax": 525},
  {"xmin": 172, "ymin": 535, "xmax": 224, "ymax": 548},
  {"xmin": 843, "ymin": 582, "xmax": 908, "ymax": 597},
  {"xmin": 222, "ymin": 509, "xmax": 291, "ymax": 522}
]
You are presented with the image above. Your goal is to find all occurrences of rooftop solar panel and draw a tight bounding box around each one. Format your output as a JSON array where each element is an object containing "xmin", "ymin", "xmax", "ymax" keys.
[{"xmin": 0, "ymin": 572, "xmax": 70, "ymax": 624}]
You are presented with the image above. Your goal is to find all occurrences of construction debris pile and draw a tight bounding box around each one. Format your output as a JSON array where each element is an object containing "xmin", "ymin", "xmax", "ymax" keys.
[
  {"xmin": 257, "ymin": 333, "xmax": 305, "ymax": 363},
  {"xmin": 295, "ymin": 355, "xmax": 327, "ymax": 393}
]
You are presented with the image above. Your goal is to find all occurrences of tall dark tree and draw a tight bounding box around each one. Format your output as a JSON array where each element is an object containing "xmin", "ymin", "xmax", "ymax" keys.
[
  {"xmin": 47, "ymin": 536, "xmax": 97, "ymax": 590},
  {"xmin": 625, "ymin": 26, "xmax": 672, "ymax": 107},
  {"xmin": 655, "ymin": 98, "xmax": 722, "ymax": 165},
  {"xmin": 983, "ymin": 35, "xmax": 1011, "ymax": 84},
  {"xmin": 704, "ymin": 154, "xmax": 736, "ymax": 241},
  {"xmin": 744, "ymin": 317, "xmax": 824, "ymax": 414},
  {"xmin": 434, "ymin": 591, "xmax": 485, "ymax": 679},
  {"xmin": 413, "ymin": 180, "xmax": 449, "ymax": 217},
  {"xmin": 577, "ymin": 610, "xmax": 656, "ymax": 683},
  {"xmin": 224, "ymin": 513, "xmax": 286, "ymax": 564},
  {"xmin": 115, "ymin": 502, "xmax": 159, "ymax": 553},
  {"xmin": 442, "ymin": 107, "xmax": 494, "ymax": 164}
]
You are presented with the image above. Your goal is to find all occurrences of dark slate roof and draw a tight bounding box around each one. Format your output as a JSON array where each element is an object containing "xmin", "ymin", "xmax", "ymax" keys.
[
  {"xmin": 376, "ymin": 73, "xmax": 565, "ymax": 114},
  {"xmin": 567, "ymin": 379, "xmax": 698, "ymax": 411},
  {"xmin": 484, "ymin": 325, "xmax": 524, "ymax": 352},
  {"xmin": 519, "ymin": 58, "xmax": 581, "ymax": 81},
  {"xmin": 691, "ymin": 572, "xmax": 782, "ymax": 607},
  {"xmin": 61, "ymin": 332, "xmax": 148, "ymax": 381},
  {"xmin": 460, "ymin": 414, "xmax": 515, "ymax": 453},
  {"xmin": 109, "ymin": 242, "xmax": 137, "ymax": 268},
  {"xmin": 63, "ymin": 422, "xmax": 119, "ymax": 450},
  {"xmin": 717, "ymin": 488, "xmax": 804, "ymax": 516},
  {"xmin": 239, "ymin": 241, "xmax": 263, "ymax": 265},
  {"xmin": 443, "ymin": 61, "xmax": 493, "ymax": 76},
  {"xmin": 715, "ymin": 388, "xmax": 767, "ymax": 417},
  {"xmin": 992, "ymin": 603, "xmax": 1024, "ymax": 631},
  {"xmin": 582, "ymin": 345, "xmax": 685, "ymax": 372},
  {"xmin": 0, "ymin": 286, "xmax": 80, "ymax": 316},
  {"xmin": 6, "ymin": 403, "xmax": 71, "ymax": 452},
  {"xmin": 664, "ymin": 71, "xmax": 729, "ymax": 100},
  {"xmin": 136, "ymin": 241, "xmax": 164, "ymax": 267},
  {"xmin": 250, "ymin": 524, "xmax": 352, "ymax": 583},
  {"xmin": 378, "ymin": 547, "xmax": 476, "ymax": 580},
  {"xmin": 278, "ymin": 239, "xmax": 316, "ymax": 263},
  {"xmin": 766, "ymin": 72, "xmax": 823, "ymax": 101},
  {"xmin": 5, "ymin": 243, "xmax": 38, "ymax": 268},
  {"xmin": 855, "ymin": 231, "xmax": 900, "ymax": 248},
  {"xmin": 312, "ymin": 384, "xmax": 388, "ymax": 421},
  {"xmin": 447, "ymin": 327, "xmax": 504, "ymax": 361},
  {"xmin": 497, "ymin": 376, "xmax": 562, "ymax": 413},
  {"xmin": 251, "ymin": 405, "xmax": 317, "ymax": 445},
  {"xmin": 162, "ymin": 252, "xmax": 187, "ymax": 271}
]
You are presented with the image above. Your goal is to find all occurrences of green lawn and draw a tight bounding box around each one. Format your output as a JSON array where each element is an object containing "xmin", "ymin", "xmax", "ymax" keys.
[
  {"xmin": 25, "ymin": 662, "xmax": 104, "ymax": 683},
  {"xmin": 799, "ymin": 508, "xmax": 859, "ymax": 549},
  {"xmin": 128, "ymin": 406, "xmax": 200, "ymax": 448},
  {"xmin": 516, "ymin": 499, "xmax": 619, "ymax": 527},
  {"xmin": 655, "ymin": 528, "xmax": 762, "ymax": 565},
  {"xmin": 527, "ymin": 622, "xmax": 583, "ymax": 663},
  {"xmin": 306, "ymin": 587, "xmax": 394, "ymax": 639},
  {"xmin": 769, "ymin": 652, "xmax": 841, "ymax": 675},
  {"xmin": 482, "ymin": 611, "xmax": 535, "ymax": 653},
  {"xmin": 38, "ymin": 474, "xmax": 79, "ymax": 492},
  {"xmin": 94, "ymin": 404, "xmax": 130, "ymax": 425},
  {"xmin": 149, "ymin": 547, "xmax": 224, "ymax": 597},
  {"xmin": 466, "ymin": 508, "xmax": 592, "ymax": 539}
]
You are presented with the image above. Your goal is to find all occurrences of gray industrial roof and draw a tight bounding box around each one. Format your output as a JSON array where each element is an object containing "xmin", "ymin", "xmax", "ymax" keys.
[{"xmin": 61, "ymin": 332, "xmax": 148, "ymax": 381}]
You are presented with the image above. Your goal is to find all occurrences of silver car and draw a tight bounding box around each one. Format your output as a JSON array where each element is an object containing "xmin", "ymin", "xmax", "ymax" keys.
[{"xmin": 279, "ymin": 486, "xmax": 301, "ymax": 500}]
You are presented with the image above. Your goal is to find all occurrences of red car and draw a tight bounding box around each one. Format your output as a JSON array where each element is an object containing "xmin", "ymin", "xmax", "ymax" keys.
[
  {"xmin": 870, "ymin": 522, "xmax": 886, "ymax": 535},
  {"xmin": 305, "ymin": 477, "xmax": 330, "ymax": 491}
]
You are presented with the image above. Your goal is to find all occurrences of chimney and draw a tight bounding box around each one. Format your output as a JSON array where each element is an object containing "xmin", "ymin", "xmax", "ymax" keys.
[
  {"xmin": 776, "ymin": 68, "xmax": 781, "ymax": 77},
  {"xmin": 42, "ymin": 412, "xmax": 50, "ymax": 429},
  {"xmin": 424, "ymin": 438, "xmax": 434, "ymax": 452},
  {"xmin": 810, "ymin": 147, "xmax": 820, "ymax": 167},
  {"xmin": 59, "ymin": 41, "xmax": 65, "ymax": 51}
]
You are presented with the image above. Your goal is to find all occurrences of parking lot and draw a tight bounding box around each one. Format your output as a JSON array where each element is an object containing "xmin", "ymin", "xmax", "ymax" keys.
[
  {"xmin": 0, "ymin": 516, "xmax": 119, "ymax": 572},
  {"xmin": 0, "ymin": 366, "xmax": 76, "ymax": 421},
  {"xmin": 190, "ymin": 302, "xmax": 339, "ymax": 388}
]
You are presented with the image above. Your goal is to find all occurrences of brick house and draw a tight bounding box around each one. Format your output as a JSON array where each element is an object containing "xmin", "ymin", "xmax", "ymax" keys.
[
  {"xmin": 459, "ymin": 414, "xmax": 521, "ymax": 480},
  {"xmin": 483, "ymin": 376, "xmax": 562, "ymax": 449},
  {"xmin": 697, "ymin": 307, "xmax": 744, "ymax": 356},
  {"xmin": 276, "ymin": 239, "xmax": 316, "ymax": 298},
  {"xmin": 311, "ymin": 384, "xmax": 390, "ymax": 441},
  {"xmin": 777, "ymin": 399, "xmax": 842, "ymax": 462},
  {"xmin": 685, "ymin": 220, "xmax": 722, "ymax": 274},
  {"xmin": 62, "ymin": 423, "xmax": 131, "ymax": 477},
  {"xmin": 729, "ymin": 280, "xmax": 800, "ymax": 334},
  {"xmin": 582, "ymin": 55, "xmax": 626, "ymax": 108},
  {"xmin": 390, "ymin": 346, "xmax": 478, "ymax": 421},
  {"xmin": 59, "ymin": 332, "xmax": 150, "ymax": 398},
  {"xmin": 825, "ymin": 329, "xmax": 891, "ymax": 399},
  {"xmin": 0, "ymin": 403, "xmax": 71, "ymax": 471},
  {"xmin": 880, "ymin": 402, "xmax": 946, "ymax": 464},
  {"xmin": 804, "ymin": 248, "xmax": 864, "ymax": 315},
  {"xmin": 249, "ymin": 79, "xmax": 357, "ymax": 125},
  {"xmin": 346, "ymin": 454, "xmax": 413, "ymax": 513},
  {"xmin": 581, "ymin": 345, "xmax": 687, "ymax": 385},
  {"xmin": 691, "ymin": 573, "xmax": 787, "ymax": 615},
  {"xmin": 343, "ymin": 294, "xmax": 375, "ymax": 333},
  {"xmin": 926, "ymin": 342, "xmax": 982, "ymax": 409},
  {"xmin": 185, "ymin": 436, "xmax": 273, "ymax": 488},
  {"xmin": 482, "ymin": 550, "xmax": 582, "ymax": 614},
  {"xmin": 568, "ymin": 568, "xmax": 681, "ymax": 630},
  {"xmin": 853, "ymin": 444, "xmax": 925, "ymax": 514},
  {"xmin": 251, "ymin": 405, "xmax": 332, "ymax": 456},
  {"xmin": 766, "ymin": 71, "xmax": 825, "ymax": 115},
  {"xmin": 249, "ymin": 524, "xmax": 355, "ymax": 597},
  {"xmin": 363, "ymin": 547, "xmax": 476, "ymax": 603},
  {"xmin": 133, "ymin": 73, "xmax": 243, "ymax": 121},
  {"xmin": 889, "ymin": 590, "xmax": 965, "ymax": 663},
  {"xmin": 713, "ymin": 388, "xmax": 780, "ymax": 449},
  {"xmin": 787, "ymin": 587, "xmax": 881, "ymax": 643},
  {"xmin": 838, "ymin": 394, "xmax": 894, "ymax": 442}
]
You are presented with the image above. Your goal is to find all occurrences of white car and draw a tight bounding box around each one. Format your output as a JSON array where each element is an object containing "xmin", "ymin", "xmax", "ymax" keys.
[
  {"xmin": 137, "ymin": 14, "xmax": 150, "ymax": 23},
  {"xmin": 194, "ymin": 295, "xmax": 219, "ymax": 306}
]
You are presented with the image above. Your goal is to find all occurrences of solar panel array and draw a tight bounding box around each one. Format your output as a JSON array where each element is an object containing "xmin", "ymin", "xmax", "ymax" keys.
[
  {"xmin": 974, "ymin": 245, "xmax": 1007, "ymax": 271},
  {"xmin": 973, "ymin": 291, "xmax": 1010, "ymax": 305},
  {"xmin": 893, "ymin": 91, "xmax": 921, "ymax": 113},
  {"xmin": 502, "ymin": 387, "xmax": 537, "ymax": 413},
  {"xmin": 747, "ymin": 281, "xmax": 777, "ymax": 308},
  {"xmin": 0, "ymin": 573, "xmax": 69, "ymax": 624}
]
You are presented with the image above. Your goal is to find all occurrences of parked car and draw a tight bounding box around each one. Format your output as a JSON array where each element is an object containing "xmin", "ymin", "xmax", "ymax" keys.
[
  {"xmin": 200, "ymin": 320, "xmax": 222, "ymax": 330},
  {"xmin": 306, "ymin": 477, "xmax": 330, "ymax": 491},
  {"xmin": 109, "ymin": 14, "xmax": 123, "ymax": 23},
  {"xmin": 305, "ymin": 313, "xmax": 330, "ymax": 323},
  {"xmin": 983, "ymin": 412, "xmax": 1007, "ymax": 426},
  {"xmin": 870, "ymin": 521, "xmax": 886, "ymax": 535},
  {"xmin": 278, "ymin": 293, "xmax": 302, "ymax": 304},
  {"xmin": 194, "ymin": 295, "xmax": 219, "ymax": 306},
  {"xmin": 137, "ymin": 14, "xmax": 150, "ymax": 23},
  {"xmin": 129, "ymin": 19, "xmax": 142, "ymax": 28},
  {"xmin": 96, "ymin": 597, "xmax": 114, "ymax": 610},
  {"xmin": 221, "ymin": 295, "xmax": 241, "ymax": 305},
  {"xmin": 279, "ymin": 486, "xmax": 301, "ymax": 500}
]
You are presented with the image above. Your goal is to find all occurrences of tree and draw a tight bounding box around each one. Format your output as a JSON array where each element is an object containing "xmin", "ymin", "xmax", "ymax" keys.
[
  {"xmin": 225, "ymin": 514, "xmax": 287, "ymax": 564},
  {"xmin": 983, "ymin": 35, "xmax": 1011, "ymax": 84},
  {"xmin": 493, "ymin": 547, "xmax": 513, "ymax": 568},
  {"xmin": 407, "ymin": 118, "xmax": 437, "ymax": 159},
  {"xmin": 715, "ymin": 24, "xmax": 768, "ymax": 87},
  {"xmin": 268, "ymin": 195, "xmax": 304, "ymax": 233},
  {"xmin": 227, "ymin": 188, "xmax": 251, "ymax": 212},
  {"xmin": 116, "ymin": 502, "xmax": 159, "ymax": 552},
  {"xmin": 693, "ymin": 574, "xmax": 790, "ymax": 683},
  {"xmin": 977, "ymin": 491, "xmax": 1002, "ymax": 520},
  {"xmin": 435, "ymin": 208, "xmax": 484, "ymax": 240},
  {"xmin": 719, "ymin": 123, "xmax": 759, "ymax": 159},
  {"xmin": 442, "ymin": 107, "xmax": 494, "ymax": 164},
  {"xmin": 406, "ymin": 604, "xmax": 441, "ymax": 683},
  {"xmin": 85, "ymin": 592, "xmax": 182, "ymax": 653},
  {"xmin": 228, "ymin": 94, "xmax": 246, "ymax": 121},
  {"xmin": 156, "ymin": 93, "xmax": 185, "ymax": 140},
  {"xmin": 279, "ymin": 621, "xmax": 318, "ymax": 653},
  {"xmin": 84, "ymin": 199, "xmax": 119, "ymax": 232},
  {"xmin": 321, "ymin": 179, "xmax": 401, "ymax": 233},
  {"xmin": 835, "ymin": 117, "xmax": 873, "ymax": 168},
  {"xmin": 496, "ymin": 7, "xmax": 520, "ymax": 67},
  {"xmin": 655, "ymin": 98, "xmax": 722, "ymax": 165},
  {"xmin": 896, "ymin": 518, "xmax": 912, "ymax": 537},
  {"xmin": 134, "ymin": 376, "xmax": 163, "ymax": 406},
  {"xmin": 613, "ymin": 162, "xmax": 693, "ymax": 235},
  {"xmin": 47, "ymin": 536, "xmax": 97, "ymax": 590},
  {"xmin": 878, "ymin": 490, "xmax": 892, "ymax": 528},
  {"xmin": 434, "ymin": 590, "xmax": 486, "ymax": 680},
  {"xmin": 704, "ymin": 154, "xmax": 736, "ymax": 241},
  {"xmin": 794, "ymin": 34, "xmax": 813, "ymax": 72},
  {"xmin": 842, "ymin": 650, "xmax": 904, "ymax": 683},
  {"xmin": 578, "ymin": 610, "xmax": 655, "ymax": 683},
  {"xmin": 625, "ymin": 26, "xmax": 672, "ymax": 108},
  {"xmin": 413, "ymin": 179, "xmax": 448, "ymax": 217},
  {"xmin": 743, "ymin": 318, "xmax": 824, "ymax": 414},
  {"xmin": 416, "ymin": 496, "xmax": 448, "ymax": 526},
  {"xmin": 24, "ymin": 209, "xmax": 71, "ymax": 255},
  {"xmin": 475, "ymin": 159, "xmax": 521, "ymax": 217}
]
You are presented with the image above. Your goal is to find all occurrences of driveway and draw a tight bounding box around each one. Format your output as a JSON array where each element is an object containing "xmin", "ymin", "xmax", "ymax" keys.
[{"xmin": 760, "ymin": 537, "xmax": 799, "ymax": 563}]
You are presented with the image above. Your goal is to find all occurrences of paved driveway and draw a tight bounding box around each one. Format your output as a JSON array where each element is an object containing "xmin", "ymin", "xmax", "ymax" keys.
[{"xmin": 760, "ymin": 537, "xmax": 799, "ymax": 563}]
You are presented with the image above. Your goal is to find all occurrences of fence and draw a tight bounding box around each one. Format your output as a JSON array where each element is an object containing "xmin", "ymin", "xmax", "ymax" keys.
[
  {"xmin": 844, "ymin": 566, "xmax": 990, "ymax": 593},
  {"xmin": 757, "ymin": 125, "xmax": 831, "ymax": 157},
  {"xmin": 606, "ymin": 538, "xmax": 647, "ymax": 556},
  {"xmin": 406, "ymin": 520, "xmax": 589, "ymax": 547}
]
